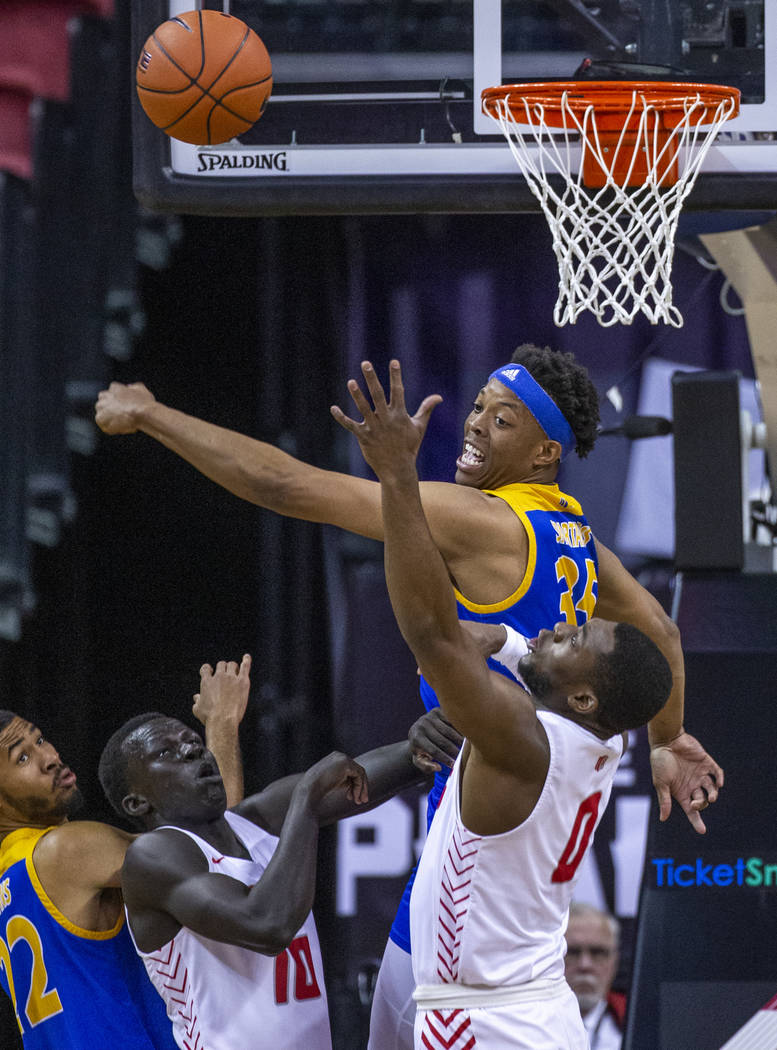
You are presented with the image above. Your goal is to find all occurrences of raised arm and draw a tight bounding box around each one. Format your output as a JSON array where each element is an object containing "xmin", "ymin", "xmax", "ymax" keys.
[
  {"xmin": 331, "ymin": 361, "xmax": 543, "ymax": 772},
  {"xmin": 123, "ymin": 751, "xmax": 367, "ymax": 955},
  {"xmin": 93, "ymin": 382, "xmax": 515, "ymax": 599},
  {"xmin": 594, "ymin": 538, "xmax": 723, "ymax": 833},
  {"xmin": 595, "ymin": 539, "xmax": 685, "ymax": 743},
  {"xmin": 95, "ymin": 382, "xmax": 384, "ymax": 534},
  {"xmin": 192, "ymin": 654, "xmax": 252, "ymax": 807}
]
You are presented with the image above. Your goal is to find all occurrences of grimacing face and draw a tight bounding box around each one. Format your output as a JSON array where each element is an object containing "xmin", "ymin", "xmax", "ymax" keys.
[
  {"xmin": 0, "ymin": 719, "xmax": 82, "ymax": 825},
  {"xmin": 455, "ymin": 379, "xmax": 554, "ymax": 490},
  {"xmin": 122, "ymin": 718, "xmax": 226, "ymax": 826}
]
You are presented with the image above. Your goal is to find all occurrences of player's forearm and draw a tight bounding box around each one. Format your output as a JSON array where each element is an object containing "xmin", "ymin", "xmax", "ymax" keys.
[
  {"xmin": 205, "ymin": 720, "xmax": 244, "ymax": 809},
  {"xmin": 617, "ymin": 606, "xmax": 685, "ymax": 745},
  {"xmin": 316, "ymin": 742, "xmax": 426, "ymax": 824},
  {"xmin": 135, "ymin": 399, "xmax": 388, "ymax": 537},
  {"xmin": 135, "ymin": 400, "xmax": 313, "ymax": 509},
  {"xmin": 381, "ymin": 469, "xmax": 463, "ymax": 654},
  {"xmin": 595, "ymin": 539, "xmax": 686, "ymax": 743},
  {"xmin": 642, "ymin": 638, "xmax": 684, "ymax": 747}
]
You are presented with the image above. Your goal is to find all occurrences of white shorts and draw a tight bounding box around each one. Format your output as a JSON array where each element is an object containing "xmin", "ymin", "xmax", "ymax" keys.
[
  {"xmin": 367, "ymin": 938, "xmax": 416, "ymax": 1050},
  {"xmin": 414, "ymin": 980, "xmax": 589, "ymax": 1050}
]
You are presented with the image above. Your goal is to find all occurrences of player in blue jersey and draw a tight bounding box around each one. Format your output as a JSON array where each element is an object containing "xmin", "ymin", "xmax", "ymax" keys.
[
  {"xmin": 0, "ymin": 655, "xmax": 249, "ymax": 1049},
  {"xmin": 95, "ymin": 345, "xmax": 724, "ymax": 1050}
]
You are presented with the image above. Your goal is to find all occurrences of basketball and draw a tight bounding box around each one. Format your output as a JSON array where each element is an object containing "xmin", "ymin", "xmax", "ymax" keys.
[{"xmin": 136, "ymin": 10, "xmax": 272, "ymax": 146}]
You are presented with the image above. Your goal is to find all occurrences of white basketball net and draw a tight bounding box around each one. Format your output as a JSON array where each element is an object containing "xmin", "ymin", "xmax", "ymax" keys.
[{"xmin": 484, "ymin": 88, "xmax": 738, "ymax": 326}]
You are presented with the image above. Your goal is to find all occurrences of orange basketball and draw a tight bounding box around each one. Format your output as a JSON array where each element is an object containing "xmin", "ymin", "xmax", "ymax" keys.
[{"xmin": 136, "ymin": 10, "xmax": 272, "ymax": 145}]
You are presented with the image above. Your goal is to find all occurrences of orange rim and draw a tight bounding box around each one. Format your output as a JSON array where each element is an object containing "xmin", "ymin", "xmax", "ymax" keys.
[
  {"xmin": 482, "ymin": 80, "xmax": 740, "ymax": 123},
  {"xmin": 482, "ymin": 80, "xmax": 740, "ymax": 189}
]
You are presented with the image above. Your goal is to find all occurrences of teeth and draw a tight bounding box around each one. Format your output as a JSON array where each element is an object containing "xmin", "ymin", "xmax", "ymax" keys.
[{"xmin": 461, "ymin": 441, "xmax": 484, "ymax": 466}]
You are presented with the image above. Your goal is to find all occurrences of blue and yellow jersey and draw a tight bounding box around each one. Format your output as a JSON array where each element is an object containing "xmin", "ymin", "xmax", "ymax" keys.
[
  {"xmin": 0, "ymin": 827, "xmax": 176, "ymax": 1050},
  {"xmin": 391, "ymin": 482, "xmax": 598, "ymax": 951},
  {"xmin": 453, "ymin": 481, "xmax": 598, "ymax": 634}
]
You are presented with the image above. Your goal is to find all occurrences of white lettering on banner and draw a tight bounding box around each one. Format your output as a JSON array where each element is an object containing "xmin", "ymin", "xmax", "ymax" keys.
[
  {"xmin": 336, "ymin": 787, "xmax": 651, "ymax": 922},
  {"xmin": 611, "ymin": 795, "xmax": 652, "ymax": 916},
  {"xmin": 337, "ymin": 797, "xmax": 413, "ymax": 916}
]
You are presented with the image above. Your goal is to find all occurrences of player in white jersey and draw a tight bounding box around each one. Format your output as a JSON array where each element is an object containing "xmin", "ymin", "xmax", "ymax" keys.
[
  {"xmin": 332, "ymin": 359, "xmax": 677, "ymax": 1049},
  {"xmin": 410, "ymin": 694, "xmax": 623, "ymax": 1048},
  {"xmin": 129, "ymin": 807, "xmax": 329, "ymax": 1050},
  {"xmin": 98, "ymin": 708, "xmax": 445, "ymax": 1050}
]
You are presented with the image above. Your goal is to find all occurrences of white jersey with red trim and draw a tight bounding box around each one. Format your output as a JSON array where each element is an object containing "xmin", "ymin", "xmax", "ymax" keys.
[
  {"xmin": 410, "ymin": 710, "xmax": 623, "ymax": 990},
  {"xmin": 130, "ymin": 810, "xmax": 332, "ymax": 1050}
]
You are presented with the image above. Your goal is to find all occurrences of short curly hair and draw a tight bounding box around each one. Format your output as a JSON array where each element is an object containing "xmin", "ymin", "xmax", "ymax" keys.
[
  {"xmin": 593, "ymin": 623, "xmax": 672, "ymax": 733},
  {"xmin": 509, "ymin": 343, "xmax": 600, "ymax": 458}
]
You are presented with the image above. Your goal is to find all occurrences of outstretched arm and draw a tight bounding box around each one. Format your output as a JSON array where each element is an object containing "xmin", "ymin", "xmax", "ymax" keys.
[
  {"xmin": 193, "ymin": 654, "xmax": 252, "ymax": 807},
  {"xmin": 123, "ymin": 751, "xmax": 368, "ymax": 955},
  {"xmin": 93, "ymin": 382, "xmax": 511, "ymax": 595},
  {"xmin": 331, "ymin": 361, "xmax": 542, "ymax": 772},
  {"xmin": 237, "ymin": 729, "xmax": 431, "ymax": 835},
  {"xmin": 594, "ymin": 539, "xmax": 723, "ymax": 834},
  {"xmin": 95, "ymin": 382, "xmax": 383, "ymax": 533}
]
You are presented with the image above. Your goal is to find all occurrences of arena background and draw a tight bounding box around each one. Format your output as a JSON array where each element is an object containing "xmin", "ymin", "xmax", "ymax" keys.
[{"xmin": 0, "ymin": 3, "xmax": 774, "ymax": 1049}]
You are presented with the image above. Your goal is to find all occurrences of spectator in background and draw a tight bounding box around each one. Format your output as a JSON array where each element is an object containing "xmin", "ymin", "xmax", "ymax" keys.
[{"xmin": 565, "ymin": 901, "xmax": 625, "ymax": 1050}]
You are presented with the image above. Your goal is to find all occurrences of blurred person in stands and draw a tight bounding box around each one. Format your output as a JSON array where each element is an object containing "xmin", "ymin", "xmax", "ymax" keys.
[{"xmin": 565, "ymin": 901, "xmax": 624, "ymax": 1050}]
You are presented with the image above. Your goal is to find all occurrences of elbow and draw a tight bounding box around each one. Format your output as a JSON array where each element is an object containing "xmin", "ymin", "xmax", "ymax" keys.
[
  {"xmin": 258, "ymin": 931, "xmax": 295, "ymax": 957},
  {"xmin": 241, "ymin": 465, "xmax": 315, "ymax": 519},
  {"xmin": 414, "ymin": 636, "xmax": 466, "ymax": 691},
  {"xmin": 247, "ymin": 917, "xmax": 301, "ymax": 957},
  {"xmin": 404, "ymin": 621, "xmax": 454, "ymax": 671},
  {"xmin": 235, "ymin": 461, "xmax": 281, "ymax": 508},
  {"xmin": 259, "ymin": 896, "xmax": 313, "ymax": 954}
]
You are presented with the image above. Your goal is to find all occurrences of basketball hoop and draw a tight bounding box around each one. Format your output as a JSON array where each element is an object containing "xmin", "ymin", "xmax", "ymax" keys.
[{"xmin": 481, "ymin": 81, "xmax": 740, "ymax": 327}]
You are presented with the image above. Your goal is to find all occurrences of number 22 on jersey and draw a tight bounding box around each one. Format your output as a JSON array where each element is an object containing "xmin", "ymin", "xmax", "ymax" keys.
[{"xmin": 0, "ymin": 914, "xmax": 62, "ymax": 1033}]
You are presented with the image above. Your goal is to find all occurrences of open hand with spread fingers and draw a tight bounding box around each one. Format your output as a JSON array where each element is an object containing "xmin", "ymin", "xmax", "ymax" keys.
[{"xmin": 330, "ymin": 359, "xmax": 442, "ymax": 479}]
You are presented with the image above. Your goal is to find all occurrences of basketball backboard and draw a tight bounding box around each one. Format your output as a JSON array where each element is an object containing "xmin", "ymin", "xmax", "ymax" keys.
[{"xmin": 132, "ymin": 0, "xmax": 777, "ymax": 216}]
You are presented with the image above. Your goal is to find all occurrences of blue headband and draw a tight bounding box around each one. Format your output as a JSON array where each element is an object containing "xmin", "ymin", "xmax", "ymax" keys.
[{"xmin": 489, "ymin": 364, "xmax": 576, "ymax": 459}]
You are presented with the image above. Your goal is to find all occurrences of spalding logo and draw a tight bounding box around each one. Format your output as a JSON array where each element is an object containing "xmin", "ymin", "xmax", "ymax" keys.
[{"xmin": 196, "ymin": 151, "xmax": 289, "ymax": 173}]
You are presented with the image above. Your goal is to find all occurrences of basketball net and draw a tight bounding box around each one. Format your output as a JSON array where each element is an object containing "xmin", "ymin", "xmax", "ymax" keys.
[{"xmin": 482, "ymin": 84, "xmax": 739, "ymax": 327}]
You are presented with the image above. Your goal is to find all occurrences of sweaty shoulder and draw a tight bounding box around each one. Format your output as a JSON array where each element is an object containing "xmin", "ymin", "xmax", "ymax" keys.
[
  {"xmin": 418, "ymin": 480, "xmax": 524, "ymax": 554},
  {"xmin": 33, "ymin": 821, "xmax": 133, "ymax": 890},
  {"xmin": 123, "ymin": 827, "xmax": 209, "ymax": 891},
  {"xmin": 418, "ymin": 482, "xmax": 529, "ymax": 603},
  {"xmin": 31, "ymin": 822, "xmax": 133, "ymax": 930}
]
